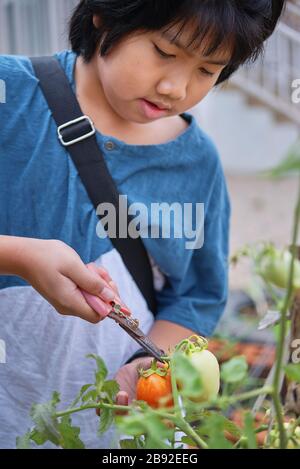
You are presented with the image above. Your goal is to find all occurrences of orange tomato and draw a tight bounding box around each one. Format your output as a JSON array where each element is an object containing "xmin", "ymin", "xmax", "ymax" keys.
[{"xmin": 136, "ymin": 371, "xmax": 173, "ymax": 409}]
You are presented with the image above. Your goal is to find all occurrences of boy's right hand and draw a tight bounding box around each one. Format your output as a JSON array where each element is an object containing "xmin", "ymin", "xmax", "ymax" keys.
[{"xmin": 17, "ymin": 238, "xmax": 124, "ymax": 323}]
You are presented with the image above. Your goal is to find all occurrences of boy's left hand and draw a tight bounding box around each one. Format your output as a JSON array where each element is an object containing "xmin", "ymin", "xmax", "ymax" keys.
[{"xmin": 96, "ymin": 356, "xmax": 156, "ymax": 416}]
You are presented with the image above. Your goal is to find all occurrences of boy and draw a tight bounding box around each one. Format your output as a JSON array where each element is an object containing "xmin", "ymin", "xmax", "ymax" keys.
[{"xmin": 0, "ymin": 0, "xmax": 286, "ymax": 448}]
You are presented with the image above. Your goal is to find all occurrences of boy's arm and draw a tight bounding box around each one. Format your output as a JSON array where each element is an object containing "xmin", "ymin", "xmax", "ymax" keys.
[
  {"xmin": 147, "ymin": 319, "xmax": 195, "ymax": 355},
  {"xmin": 0, "ymin": 235, "xmax": 28, "ymax": 276},
  {"xmin": 0, "ymin": 235, "xmax": 119, "ymax": 322}
]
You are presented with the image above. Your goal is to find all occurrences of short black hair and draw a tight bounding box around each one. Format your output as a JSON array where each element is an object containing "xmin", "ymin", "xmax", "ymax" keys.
[{"xmin": 69, "ymin": 0, "xmax": 286, "ymax": 85}]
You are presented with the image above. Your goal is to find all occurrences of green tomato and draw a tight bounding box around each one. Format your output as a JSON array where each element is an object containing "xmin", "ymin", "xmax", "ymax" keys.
[
  {"xmin": 267, "ymin": 422, "xmax": 300, "ymax": 449},
  {"xmin": 258, "ymin": 249, "xmax": 300, "ymax": 291},
  {"xmin": 187, "ymin": 349, "xmax": 220, "ymax": 402}
]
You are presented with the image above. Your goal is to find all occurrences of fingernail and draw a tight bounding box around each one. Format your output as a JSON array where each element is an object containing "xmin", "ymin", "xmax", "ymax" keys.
[{"xmin": 101, "ymin": 287, "xmax": 115, "ymax": 302}]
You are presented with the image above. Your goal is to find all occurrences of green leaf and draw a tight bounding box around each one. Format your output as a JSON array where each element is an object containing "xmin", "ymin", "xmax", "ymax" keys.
[
  {"xmin": 87, "ymin": 354, "xmax": 108, "ymax": 394},
  {"xmin": 172, "ymin": 352, "xmax": 203, "ymax": 398},
  {"xmin": 117, "ymin": 411, "xmax": 173, "ymax": 448},
  {"xmin": 102, "ymin": 380, "xmax": 120, "ymax": 401},
  {"xmin": 30, "ymin": 428, "xmax": 48, "ymax": 446},
  {"xmin": 82, "ymin": 389, "xmax": 98, "ymax": 403},
  {"xmin": 200, "ymin": 414, "xmax": 233, "ymax": 449},
  {"xmin": 116, "ymin": 414, "xmax": 145, "ymax": 435},
  {"xmin": 57, "ymin": 416, "xmax": 85, "ymax": 449},
  {"xmin": 201, "ymin": 411, "xmax": 242, "ymax": 438},
  {"xmin": 98, "ymin": 407, "xmax": 114, "ymax": 435},
  {"xmin": 221, "ymin": 356, "xmax": 248, "ymax": 384},
  {"xmin": 119, "ymin": 439, "xmax": 139, "ymax": 449},
  {"xmin": 16, "ymin": 431, "xmax": 32, "ymax": 449},
  {"xmin": 243, "ymin": 412, "xmax": 258, "ymax": 449},
  {"xmin": 284, "ymin": 364, "xmax": 300, "ymax": 383},
  {"xmin": 71, "ymin": 383, "xmax": 94, "ymax": 407},
  {"xmin": 263, "ymin": 143, "xmax": 300, "ymax": 179},
  {"xmin": 181, "ymin": 435, "xmax": 198, "ymax": 446},
  {"xmin": 29, "ymin": 392, "xmax": 61, "ymax": 446}
]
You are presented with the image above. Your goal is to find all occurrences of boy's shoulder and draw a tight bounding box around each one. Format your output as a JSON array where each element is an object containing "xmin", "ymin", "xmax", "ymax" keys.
[
  {"xmin": 0, "ymin": 50, "xmax": 74, "ymax": 86},
  {"xmin": 186, "ymin": 115, "xmax": 224, "ymax": 175},
  {"xmin": 0, "ymin": 54, "xmax": 34, "ymax": 81}
]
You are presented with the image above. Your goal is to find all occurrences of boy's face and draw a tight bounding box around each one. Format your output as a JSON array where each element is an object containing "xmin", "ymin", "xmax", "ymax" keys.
[{"xmin": 92, "ymin": 20, "xmax": 230, "ymax": 124}]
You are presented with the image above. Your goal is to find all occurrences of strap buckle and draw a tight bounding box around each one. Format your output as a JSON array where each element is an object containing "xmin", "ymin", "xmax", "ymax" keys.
[{"xmin": 57, "ymin": 115, "xmax": 96, "ymax": 147}]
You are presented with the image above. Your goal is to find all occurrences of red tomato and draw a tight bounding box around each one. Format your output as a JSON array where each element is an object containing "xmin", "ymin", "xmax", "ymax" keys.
[{"xmin": 136, "ymin": 371, "xmax": 173, "ymax": 409}]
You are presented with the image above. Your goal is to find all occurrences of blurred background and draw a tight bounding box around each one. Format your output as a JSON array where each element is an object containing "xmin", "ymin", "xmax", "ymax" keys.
[{"xmin": 1, "ymin": 0, "xmax": 300, "ymax": 369}]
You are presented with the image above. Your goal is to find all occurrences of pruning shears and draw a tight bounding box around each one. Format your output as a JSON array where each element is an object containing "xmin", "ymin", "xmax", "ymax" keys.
[
  {"xmin": 81, "ymin": 287, "xmax": 166, "ymax": 361},
  {"xmin": 107, "ymin": 301, "xmax": 166, "ymax": 362}
]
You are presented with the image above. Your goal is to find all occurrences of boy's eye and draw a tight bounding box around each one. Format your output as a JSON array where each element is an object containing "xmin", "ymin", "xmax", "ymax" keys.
[
  {"xmin": 154, "ymin": 44, "xmax": 174, "ymax": 59},
  {"xmin": 154, "ymin": 44, "xmax": 215, "ymax": 77},
  {"xmin": 199, "ymin": 68, "xmax": 215, "ymax": 77}
]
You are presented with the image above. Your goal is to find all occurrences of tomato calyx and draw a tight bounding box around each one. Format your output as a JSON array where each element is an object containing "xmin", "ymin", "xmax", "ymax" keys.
[
  {"xmin": 174, "ymin": 335, "xmax": 208, "ymax": 357},
  {"xmin": 138, "ymin": 359, "xmax": 170, "ymax": 378}
]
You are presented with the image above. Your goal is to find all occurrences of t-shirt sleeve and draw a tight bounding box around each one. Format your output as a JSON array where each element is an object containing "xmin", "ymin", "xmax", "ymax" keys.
[{"xmin": 154, "ymin": 162, "xmax": 231, "ymax": 337}]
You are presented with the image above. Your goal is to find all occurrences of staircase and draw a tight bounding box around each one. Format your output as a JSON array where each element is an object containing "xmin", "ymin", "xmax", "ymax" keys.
[{"xmin": 191, "ymin": 87, "xmax": 299, "ymax": 174}]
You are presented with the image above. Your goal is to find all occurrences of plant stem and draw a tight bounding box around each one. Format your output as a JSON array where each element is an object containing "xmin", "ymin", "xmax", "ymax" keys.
[
  {"xmin": 177, "ymin": 417, "xmax": 208, "ymax": 449},
  {"xmin": 271, "ymin": 176, "xmax": 300, "ymax": 449},
  {"xmin": 56, "ymin": 402, "xmax": 131, "ymax": 418},
  {"xmin": 221, "ymin": 385, "xmax": 274, "ymax": 406},
  {"xmin": 169, "ymin": 357, "xmax": 208, "ymax": 449}
]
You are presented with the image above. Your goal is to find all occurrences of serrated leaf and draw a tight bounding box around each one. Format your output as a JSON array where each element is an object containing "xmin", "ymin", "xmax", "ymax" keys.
[
  {"xmin": 87, "ymin": 354, "xmax": 108, "ymax": 379},
  {"xmin": 116, "ymin": 414, "xmax": 145, "ymax": 435},
  {"xmin": 87, "ymin": 354, "xmax": 108, "ymax": 394},
  {"xmin": 71, "ymin": 383, "xmax": 94, "ymax": 407},
  {"xmin": 30, "ymin": 428, "xmax": 48, "ymax": 446},
  {"xmin": 57, "ymin": 416, "xmax": 85, "ymax": 449},
  {"xmin": 284, "ymin": 364, "xmax": 300, "ymax": 383},
  {"xmin": 119, "ymin": 439, "xmax": 139, "ymax": 449},
  {"xmin": 29, "ymin": 392, "xmax": 61, "ymax": 446},
  {"xmin": 82, "ymin": 389, "xmax": 98, "ymax": 403},
  {"xmin": 221, "ymin": 356, "xmax": 248, "ymax": 384},
  {"xmin": 102, "ymin": 380, "xmax": 120, "ymax": 401},
  {"xmin": 220, "ymin": 416, "xmax": 243, "ymax": 438},
  {"xmin": 117, "ymin": 411, "xmax": 173, "ymax": 447},
  {"xmin": 98, "ymin": 407, "xmax": 114, "ymax": 435},
  {"xmin": 201, "ymin": 414, "xmax": 233, "ymax": 449},
  {"xmin": 16, "ymin": 431, "xmax": 32, "ymax": 449},
  {"xmin": 201, "ymin": 411, "xmax": 242, "ymax": 438}
]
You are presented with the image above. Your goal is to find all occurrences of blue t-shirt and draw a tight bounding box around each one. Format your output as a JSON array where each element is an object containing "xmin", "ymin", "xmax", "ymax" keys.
[
  {"xmin": 0, "ymin": 50, "xmax": 230, "ymax": 448},
  {"xmin": 0, "ymin": 49, "xmax": 230, "ymax": 336}
]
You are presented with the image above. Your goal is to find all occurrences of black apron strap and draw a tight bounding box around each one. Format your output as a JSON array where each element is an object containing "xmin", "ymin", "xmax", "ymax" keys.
[{"xmin": 30, "ymin": 56, "xmax": 157, "ymax": 314}]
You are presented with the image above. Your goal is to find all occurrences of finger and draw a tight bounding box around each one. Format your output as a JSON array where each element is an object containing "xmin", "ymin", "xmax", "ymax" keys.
[
  {"xmin": 108, "ymin": 280, "xmax": 119, "ymax": 295},
  {"xmin": 87, "ymin": 264, "xmax": 131, "ymax": 316},
  {"xmin": 56, "ymin": 285, "xmax": 105, "ymax": 324},
  {"xmin": 91, "ymin": 265, "xmax": 118, "ymax": 291},
  {"xmin": 115, "ymin": 391, "xmax": 129, "ymax": 416},
  {"xmin": 74, "ymin": 263, "xmax": 117, "ymax": 303},
  {"xmin": 81, "ymin": 289, "xmax": 112, "ymax": 319}
]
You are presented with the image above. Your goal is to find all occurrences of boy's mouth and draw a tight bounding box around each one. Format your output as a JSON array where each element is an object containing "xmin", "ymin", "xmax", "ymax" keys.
[
  {"xmin": 139, "ymin": 99, "xmax": 171, "ymax": 119},
  {"xmin": 143, "ymin": 99, "xmax": 171, "ymax": 111}
]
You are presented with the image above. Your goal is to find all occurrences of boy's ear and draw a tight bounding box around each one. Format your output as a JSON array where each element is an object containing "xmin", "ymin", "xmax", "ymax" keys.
[{"xmin": 93, "ymin": 15, "xmax": 102, "ymax": 29}]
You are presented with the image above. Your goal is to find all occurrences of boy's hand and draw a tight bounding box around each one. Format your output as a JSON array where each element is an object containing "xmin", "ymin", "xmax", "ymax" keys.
[
  {"xmin": 17, "ymin": 238, "xmax": 124, "ymax": 323},
  {"xmin": 96, "ymin": 357, "xmax": 164, "ymax": 416}
]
